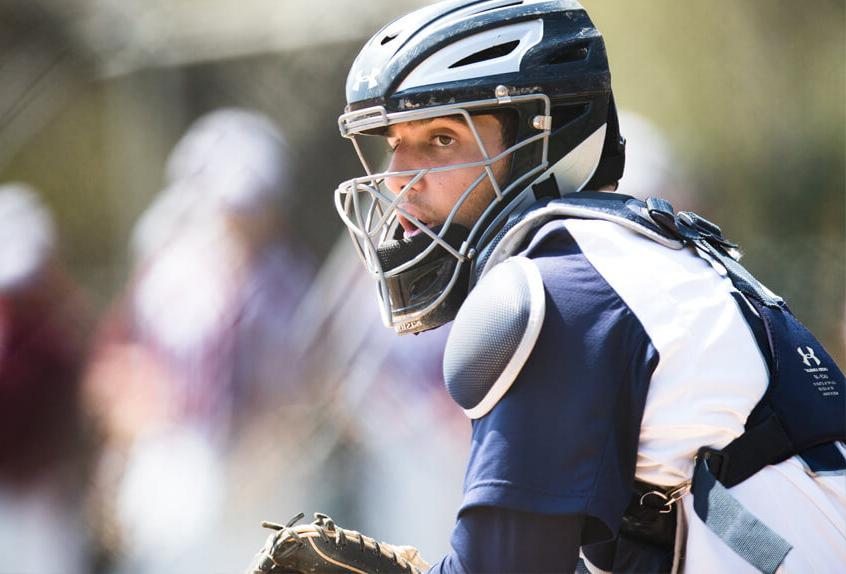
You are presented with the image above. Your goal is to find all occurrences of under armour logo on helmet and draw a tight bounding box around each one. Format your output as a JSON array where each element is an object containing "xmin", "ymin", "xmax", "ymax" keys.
[
  {"xmin": 797, "ymin": 346, "xmax": 821, "ymax": 367},
  {"xmin": 352, "ymin": 67, "xmax": 380, "ymax": 91}
]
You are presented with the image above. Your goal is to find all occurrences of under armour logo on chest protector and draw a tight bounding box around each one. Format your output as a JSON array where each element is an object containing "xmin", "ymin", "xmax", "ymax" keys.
[{"xmin": 797, "ymin": 346, "xmax": 821, "ymax": 367}]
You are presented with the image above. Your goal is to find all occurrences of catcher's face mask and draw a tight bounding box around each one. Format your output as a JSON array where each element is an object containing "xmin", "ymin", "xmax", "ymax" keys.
[{"xmin": 335, "ymin": 96, "xmax": 551, "ymax": 334}]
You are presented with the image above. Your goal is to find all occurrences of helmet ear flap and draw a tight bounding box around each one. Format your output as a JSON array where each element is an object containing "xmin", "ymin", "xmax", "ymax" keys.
[{"xmin": 584, "ymin": 93, "xmax": 626, "ymax": 190}]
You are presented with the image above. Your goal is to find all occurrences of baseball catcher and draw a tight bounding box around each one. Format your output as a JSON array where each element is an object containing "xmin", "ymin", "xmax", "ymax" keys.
[{"xmin": 246, "ymin": 1, "xmax": 846, "ymax": 572}]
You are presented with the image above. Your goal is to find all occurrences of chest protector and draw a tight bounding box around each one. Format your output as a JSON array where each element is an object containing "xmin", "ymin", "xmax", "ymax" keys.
[{"xmin": 474, "ymin": 191, "xmax": 845, "ymax": 574}]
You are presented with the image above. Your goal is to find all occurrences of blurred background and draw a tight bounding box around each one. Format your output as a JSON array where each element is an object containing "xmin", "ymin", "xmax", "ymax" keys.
[{"xmin": 0, "ymin": 1, "xmax": 843, "ymax": 573}]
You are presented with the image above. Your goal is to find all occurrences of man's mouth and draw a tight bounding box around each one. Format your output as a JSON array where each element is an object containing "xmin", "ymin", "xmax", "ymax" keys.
[{"xmin": 397, "ymin": 212, "xmax": 428, "ymax": 239}]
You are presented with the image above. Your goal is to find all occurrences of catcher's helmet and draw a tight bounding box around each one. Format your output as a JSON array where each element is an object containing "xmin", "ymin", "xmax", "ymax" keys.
[{"xmin": 336, "ymin": 0, "xmax": 624, "ymax": 334}]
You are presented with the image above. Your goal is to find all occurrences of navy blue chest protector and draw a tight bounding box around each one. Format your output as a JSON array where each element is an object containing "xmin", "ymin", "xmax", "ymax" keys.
[{"xmin": 486, "ymin": 191, "xmax": 845, "ymax": 573}]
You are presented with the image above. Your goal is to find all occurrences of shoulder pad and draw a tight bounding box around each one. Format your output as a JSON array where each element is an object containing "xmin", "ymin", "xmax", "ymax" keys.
[{"xmin": 443, "ymin": 256, "xmax": 545, "ymax": 419}]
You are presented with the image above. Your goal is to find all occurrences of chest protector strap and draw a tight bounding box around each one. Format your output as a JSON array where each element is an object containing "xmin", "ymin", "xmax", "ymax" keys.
[
  {"xmin": 482, "ymin": 192, "xmax": 845, "ymax": 573},
  {"xmin": 644, "ymin": 197, "xmax": 845, "ymax": 476}
]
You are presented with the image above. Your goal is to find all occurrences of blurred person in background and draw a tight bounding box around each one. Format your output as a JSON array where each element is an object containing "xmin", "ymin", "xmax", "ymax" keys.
[
  {"xmin": 0, "ymin": 183, "xmax": 93, "ymax": 574},
  {"xmin": 83, "ymin": 109, "xmax": 314, "ymax": 573},
  {"xmin": 128, "ymin": 107, "xmax": 313, "ymax": 435}
]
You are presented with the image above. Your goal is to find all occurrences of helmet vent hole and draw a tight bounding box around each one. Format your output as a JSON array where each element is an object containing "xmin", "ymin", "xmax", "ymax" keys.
[
  {"xmin": 381, "ymin": 32, "xmax": 399, "ymax": 45},
  {"xmin": 449, "ymin": 40, "xmax": 520, "ymax": 69},
  {"xmin": 546, "ymin": 41, "xmax": 590, "ymax": 65}
]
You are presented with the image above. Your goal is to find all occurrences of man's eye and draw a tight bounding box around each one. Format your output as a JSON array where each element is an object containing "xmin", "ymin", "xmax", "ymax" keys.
[{"xmin": 432, "ymin": 134, "xmax": 455, "ymax": 147}]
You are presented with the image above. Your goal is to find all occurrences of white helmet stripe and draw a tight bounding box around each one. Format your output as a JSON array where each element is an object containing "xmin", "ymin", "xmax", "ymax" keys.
[{"xmin": 397, "ymin": 19, "xmax": 544, "ymax": 92}]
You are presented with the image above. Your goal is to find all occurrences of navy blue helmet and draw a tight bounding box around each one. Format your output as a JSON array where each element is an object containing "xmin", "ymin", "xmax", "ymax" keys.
[{"xmin": 335, "ymin": 0, "xmax": 624, "ymax": 334}]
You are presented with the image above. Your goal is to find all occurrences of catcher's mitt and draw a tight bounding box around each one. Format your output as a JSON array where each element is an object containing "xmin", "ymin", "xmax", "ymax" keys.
[{"xmin": 245, "ymin": 512, "xmax": 430, "ymax": 574}]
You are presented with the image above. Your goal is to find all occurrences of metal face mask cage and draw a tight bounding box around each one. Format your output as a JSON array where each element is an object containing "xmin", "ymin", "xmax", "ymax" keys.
[{"xmin": 335, "ymin": 93, "xmax": 551, "ymax": 332}]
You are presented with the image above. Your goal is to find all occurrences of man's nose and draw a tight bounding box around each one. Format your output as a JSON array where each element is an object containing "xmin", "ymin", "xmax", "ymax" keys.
[{"xmin": 386, "ymin": 150, "xmax": 426, "ymax": 196}]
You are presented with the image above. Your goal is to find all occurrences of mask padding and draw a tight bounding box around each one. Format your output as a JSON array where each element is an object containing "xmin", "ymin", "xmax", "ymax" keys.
[{"xmin": 376, "ymin": 224, "xmax": 470, "ymax": 272}]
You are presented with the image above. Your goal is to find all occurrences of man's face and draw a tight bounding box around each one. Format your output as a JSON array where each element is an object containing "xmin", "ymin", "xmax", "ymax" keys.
[{"xmin": 384, "ymin": 114, "xmax": 509, "ymax": 238}]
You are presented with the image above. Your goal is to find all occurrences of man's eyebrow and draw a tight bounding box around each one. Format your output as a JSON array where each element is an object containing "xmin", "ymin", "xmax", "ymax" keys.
[
  {"xmin": 402, "ymin": 118, "xmax": 436, "ymax": 128},
  {"xmin": 386, "ymin": 116, "xmax": 465, "ymax": 137}
]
